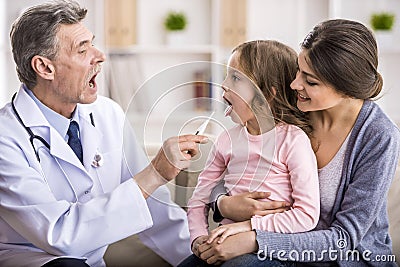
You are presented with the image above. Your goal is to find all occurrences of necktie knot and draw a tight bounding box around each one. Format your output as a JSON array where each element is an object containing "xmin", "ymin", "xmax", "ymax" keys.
[{"xmin": 68, "ymin": 121, "xmax": 83, "ymax": 164}]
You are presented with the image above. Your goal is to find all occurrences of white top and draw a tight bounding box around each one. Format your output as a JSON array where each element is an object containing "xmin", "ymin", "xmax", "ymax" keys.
[{"xmin": 315, "ymin": 133, "xmax": 351, "ymax": 230}]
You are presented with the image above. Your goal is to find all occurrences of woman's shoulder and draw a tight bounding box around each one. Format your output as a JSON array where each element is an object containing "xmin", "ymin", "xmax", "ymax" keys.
[
  {"xmin": 352, "ymin": 101, "xmax": 400, "ymax": 150},
  {"xmin": 357, "ymin": 101, "xmax": 400, "ymax": 138}
]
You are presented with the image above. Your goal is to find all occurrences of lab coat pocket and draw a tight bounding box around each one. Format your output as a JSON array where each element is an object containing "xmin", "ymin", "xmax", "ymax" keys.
[
  {"xmin": 38, "ymin": 150, "xmax": 86, "ymax": 201},
  {"xmin": 91, "ymin": 148, "xmax": 122, "ymax": 193}
]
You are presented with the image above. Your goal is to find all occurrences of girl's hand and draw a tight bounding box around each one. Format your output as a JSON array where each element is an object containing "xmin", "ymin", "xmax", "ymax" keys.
[
  {"xmin": 192, "ymin": 235, "xmax": 209, "ymax": 257},
  {"xmin": 207, "ymin": 221, "xmax": 251, "ymax": 244},
  {"xmin": 219, "ymin": 191, "xmax": 290, "ymax": 221},
  {"xmin": 198, "ymin": 231, "xmax": 258, "ymax": 264}
]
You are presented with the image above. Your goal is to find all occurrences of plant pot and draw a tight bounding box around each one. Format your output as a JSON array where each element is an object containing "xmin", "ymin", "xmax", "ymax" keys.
[
  {"xmin": 375, "ymin": 30, "xmax": 394, "ymax": 50},
  {"xmin": 165, "ymin": 31, "xmax": 186, "ymax": 46}
]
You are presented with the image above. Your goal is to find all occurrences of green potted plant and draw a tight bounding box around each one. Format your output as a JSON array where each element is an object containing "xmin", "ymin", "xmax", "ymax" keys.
[
  {"xmin": 370, "ymin": 12, "xmax": 395, "ymax": 49},
  {"xmin": 164, "ymin": 11, "xmax": 188, "ymax": 45},
  {"xmin": 370, "ymin": 12, "xmax": 395, "ymax": 31}
]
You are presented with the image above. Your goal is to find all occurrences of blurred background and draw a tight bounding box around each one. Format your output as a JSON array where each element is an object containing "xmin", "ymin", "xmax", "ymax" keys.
[{"xmin": 1, "ymin": 0, "xmax": 399, "ymax": 122}]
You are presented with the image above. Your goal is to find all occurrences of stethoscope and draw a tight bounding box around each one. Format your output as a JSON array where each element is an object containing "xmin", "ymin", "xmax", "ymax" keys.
[{"xmin": 11, "ymin": 93, "xmax": 104, "ymax": 168}]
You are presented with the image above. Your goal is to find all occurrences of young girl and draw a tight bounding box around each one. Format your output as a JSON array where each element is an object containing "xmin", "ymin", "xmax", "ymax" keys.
[{"xmin": 184, "ymin": 40, "xmax": 320, "ymax": 263}]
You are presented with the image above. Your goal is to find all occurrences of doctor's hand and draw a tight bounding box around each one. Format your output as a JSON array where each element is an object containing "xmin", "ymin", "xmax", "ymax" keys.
[
  {"xmin": 152, "ymin": 134, "xmax": 208, "ymax": 180},
  {"xmin": 134, "ymin": 135, "xmax": 208, "ymax": 198}
]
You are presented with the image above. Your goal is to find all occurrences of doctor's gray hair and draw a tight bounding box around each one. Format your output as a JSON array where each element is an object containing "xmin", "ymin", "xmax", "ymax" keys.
[{"xmin": 10, "ymin": 0, "xmax": 87, "ymax": 90}]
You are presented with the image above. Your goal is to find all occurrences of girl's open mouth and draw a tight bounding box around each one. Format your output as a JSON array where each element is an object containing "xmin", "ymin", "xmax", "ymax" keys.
[{"xmin": 224, "ymin": 97, "xmax": 233, "ymax": 116}]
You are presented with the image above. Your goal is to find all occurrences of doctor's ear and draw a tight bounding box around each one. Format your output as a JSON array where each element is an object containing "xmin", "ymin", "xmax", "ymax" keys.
[{"xmin": 31, "ymin": 56, "xmax": 55, "ymax": 80}]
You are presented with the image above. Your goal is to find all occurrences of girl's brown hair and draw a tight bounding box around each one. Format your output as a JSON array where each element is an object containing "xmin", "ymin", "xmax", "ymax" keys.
[{"xmin": 233, "ymin": 40, "xmax": 312, "ymax": 135}]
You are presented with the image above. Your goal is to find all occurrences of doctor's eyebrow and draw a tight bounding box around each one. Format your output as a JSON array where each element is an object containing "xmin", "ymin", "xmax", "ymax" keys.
[{"xmin": 74, "ymin": 35, "xmax": 96, "ymax": 50}]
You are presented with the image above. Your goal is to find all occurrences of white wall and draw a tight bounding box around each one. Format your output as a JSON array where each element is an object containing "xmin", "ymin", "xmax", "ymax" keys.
[
  {"xmin": 247, "ymin": 0, "xmax": 400, "ymax": 123},
  {"xmin": 0, "ymin": 0, "xmax": 6, "ymax": 106}
]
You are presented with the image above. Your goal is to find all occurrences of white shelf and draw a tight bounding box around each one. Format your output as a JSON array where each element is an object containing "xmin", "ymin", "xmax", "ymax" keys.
[{"xmin": 106, "ymin": 44, "xmax": 217, "ymax": 55}]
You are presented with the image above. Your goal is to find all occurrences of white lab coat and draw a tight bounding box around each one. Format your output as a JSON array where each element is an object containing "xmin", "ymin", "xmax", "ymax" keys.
[{"xmin": 0, "ymin": 87, "xmax": 191, "ymax": 267}]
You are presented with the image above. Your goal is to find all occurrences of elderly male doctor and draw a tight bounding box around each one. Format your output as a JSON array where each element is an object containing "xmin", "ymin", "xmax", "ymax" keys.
[{"xmin": 0, "ymin": 1, "xmax": 207, "ymax": 267}]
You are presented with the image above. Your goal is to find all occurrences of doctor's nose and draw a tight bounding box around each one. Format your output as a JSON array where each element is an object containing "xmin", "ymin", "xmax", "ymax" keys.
[{"xmin": 91, "ymin": 46, "xmax": 106, "ymax": 65}]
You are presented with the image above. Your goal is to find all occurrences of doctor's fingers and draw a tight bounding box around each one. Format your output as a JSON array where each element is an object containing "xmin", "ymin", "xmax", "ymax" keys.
[
  {"xmin": 150, "ymin": 142, "xmax": 194, "ymax": 180},
  {"xmin": 178, "ymin": 134, "xmax": 209, "ymax": 144},
  {"xmin": 179, "ymin": 134, "xmax": 208, "ymax": 156},
  {"xmin": 163, "ymin": 134, "xmax": 208, "ymax": 146},
  {"xmin": 163, "ymin": 135, "xmax": 208, "ymax": 159}
]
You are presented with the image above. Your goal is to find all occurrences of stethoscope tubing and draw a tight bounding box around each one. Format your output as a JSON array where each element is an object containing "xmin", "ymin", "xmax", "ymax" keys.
[
  {"xmin": 11, "ymin": 93, "xmax": 50, "ymax": 162},
  {"xmin": 11, "ymin": 92, "xmax": 96, "ymax": 162},
  {"xmin": 10, "ymin": 92, "xmax": 105, "ymax": 201}
]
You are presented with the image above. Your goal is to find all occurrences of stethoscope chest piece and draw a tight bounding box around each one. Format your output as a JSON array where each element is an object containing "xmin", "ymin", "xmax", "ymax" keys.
[{"xmin": 91, "ymin": 152, "xmax": 104, "ymax": 168}]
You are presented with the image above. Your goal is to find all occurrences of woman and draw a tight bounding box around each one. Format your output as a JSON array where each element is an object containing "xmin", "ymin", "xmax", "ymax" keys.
[{"xmin": 194, "ymin": 19, "xmax": 400, "ymax": 266}]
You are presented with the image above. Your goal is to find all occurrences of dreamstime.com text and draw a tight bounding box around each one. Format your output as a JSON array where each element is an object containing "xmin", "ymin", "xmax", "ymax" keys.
[{"xmin": 257, "ymin": 239, "xmax": 396, "ymax": 263}]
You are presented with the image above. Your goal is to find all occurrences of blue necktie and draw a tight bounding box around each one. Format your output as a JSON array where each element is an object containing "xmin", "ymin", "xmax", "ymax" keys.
[{"xmin": 67, "ymin": 121, "xmax": 83, "ymax": 164}]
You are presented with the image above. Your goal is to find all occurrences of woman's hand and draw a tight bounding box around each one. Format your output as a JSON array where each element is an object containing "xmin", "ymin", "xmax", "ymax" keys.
[
  {"xmin": 198, "ymin": 231, "xmax": 258, "ymax": 265},
  {"xmin": 218, "ymin": 191, "xmax": 290, "ymax": 221},
  {"xmin": 207, "ymin": 221, "xmax": 251, "ymax": 244},
  {"xmin": 192, "ymin": 235, "xmax": 209, "ymax": 257}
]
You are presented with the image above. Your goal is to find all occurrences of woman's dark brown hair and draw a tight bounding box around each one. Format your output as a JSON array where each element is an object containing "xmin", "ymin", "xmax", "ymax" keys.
[{"xmin": 301, "ymin": 19, "xmax": 382, "ymax": 99}]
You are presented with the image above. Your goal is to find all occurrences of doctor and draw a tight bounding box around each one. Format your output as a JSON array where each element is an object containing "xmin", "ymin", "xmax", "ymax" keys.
[{"xmin": 0, "ymin": 1, "xmax": 207, "ymax": 267}]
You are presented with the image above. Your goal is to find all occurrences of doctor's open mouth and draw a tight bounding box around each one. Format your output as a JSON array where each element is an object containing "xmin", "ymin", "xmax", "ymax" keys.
[{"xmin": 88, "ymin": 64, "xmax": 102, "ymax": 89}]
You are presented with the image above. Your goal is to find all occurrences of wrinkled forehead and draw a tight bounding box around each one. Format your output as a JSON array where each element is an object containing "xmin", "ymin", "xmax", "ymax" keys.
[{"xmin": 56, "ymin": 23, "xmax": 93, "ymax": 50}]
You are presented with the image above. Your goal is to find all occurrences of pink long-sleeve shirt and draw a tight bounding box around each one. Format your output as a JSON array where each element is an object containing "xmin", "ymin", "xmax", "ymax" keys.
[{"xmin": 187, "ymin": 123, "xmax": 320, "ymax": 244}]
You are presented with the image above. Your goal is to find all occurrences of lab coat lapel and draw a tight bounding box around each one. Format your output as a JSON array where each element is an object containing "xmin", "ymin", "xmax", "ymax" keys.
[
  {"xmin": 78, "ymin": 110, "xmax": 102, "ymax": 171},
  {"xmin": 49, "ymin": 129, "xmax": 86, "ymax": 170},
  {"xmin": 14, "ymin": 86, "xmax": 49, "ymax": 128},
  {"xmin": 14, "ymin": 87, "xmax": 87, "ymax": 172}
]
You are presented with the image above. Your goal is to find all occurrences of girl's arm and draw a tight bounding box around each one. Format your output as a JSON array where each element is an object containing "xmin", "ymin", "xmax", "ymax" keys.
[
  {"xmin": 187, "ymin": 135, "xmax": 227, "ymax": 245},
  {"xmin": 210, "ymin": 182, "xmax": 289, "ymax": 222}
]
